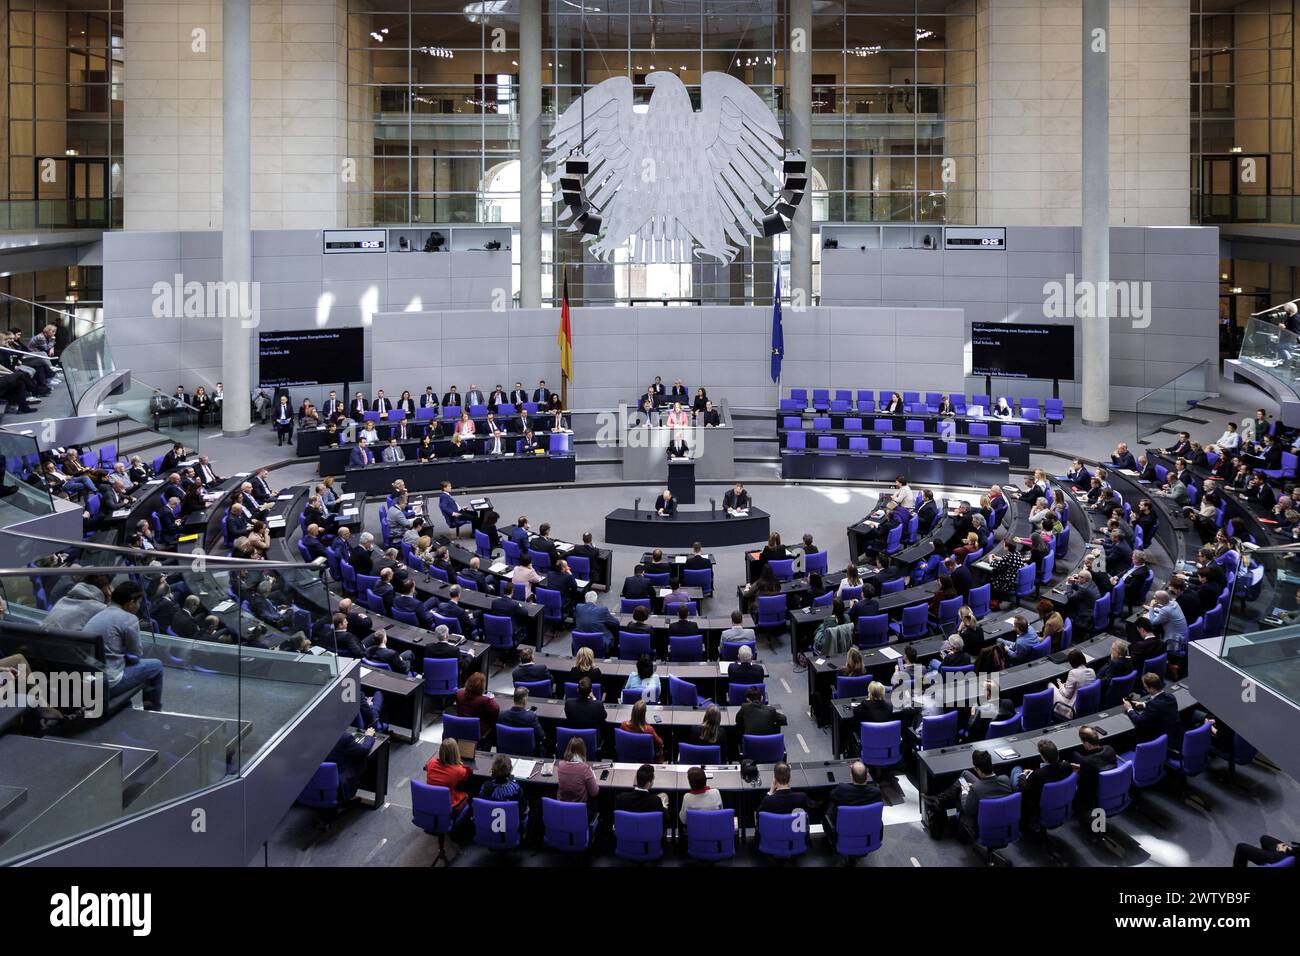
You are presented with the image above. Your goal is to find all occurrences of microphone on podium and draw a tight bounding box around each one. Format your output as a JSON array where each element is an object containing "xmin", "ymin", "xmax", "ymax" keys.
[
  {"xmin": 710, "ymin": 497, "xmax": 716, "ymax": 517},
  {"xmin": 633, "ymin": 497, "xmax": 640, "ymax": 516}
]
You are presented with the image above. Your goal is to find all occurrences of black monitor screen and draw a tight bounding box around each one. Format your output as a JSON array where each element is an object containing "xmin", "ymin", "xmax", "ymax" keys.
[
  {"xmin": 258, "ymin": 328, "xmax": 365, "ymax": 388},
  {"xmin": 970, "ymin": 323, "xmax": 1075, "ymax": 381}
]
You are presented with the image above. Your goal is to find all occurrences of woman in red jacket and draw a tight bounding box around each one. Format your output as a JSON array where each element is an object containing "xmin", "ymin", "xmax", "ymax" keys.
[
  {"xmin": 454, "ymin": 671, "xmax": 500, "ymax": 734},
  {"xmin": 424, "ymin": 738, "xmax": 471, "ymax": 809},
  {"xmin": 620, "ymin": 699, "xmax": 664, "ymax": 763}
]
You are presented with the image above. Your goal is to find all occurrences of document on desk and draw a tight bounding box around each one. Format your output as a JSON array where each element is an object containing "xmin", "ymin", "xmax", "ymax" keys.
[
  {"xmin": 511, "ymin": 758, "xmax": 537, "ymax": 779},
  {"xmin": 877, "ymin": 646, "xmax": 902, "ymax": 660},
  {"xmin": 212, "ymin": 600, "xmax": 235, "ymax": 613},
  {"xmin": 359, "ymin": 666, "xmax": 374, "ymax": 678},
  {"xmin": 341, "ymin": 507, "xmax": 359, "ymax": 517},
  {"xmin": 276, "ymin": 494, "xmax": 295, "ymax": 501},
  {"xmin": 656, "ymin": 588, "xmax": 672, "ymax": 598},
  {"xmin": 718, "ymin": 662, "xmax": 730, "ymax": 676},
  {"xmin": 674, "ymin": 555, "xmax": 687, "ymax": 564},
  {"xmin": 995, "ymin": 747, "xmax": 1018, "ymax": 760},
  {"xmin": 489, "ymin": 561, "xmax": 509, "ymax": 575}
]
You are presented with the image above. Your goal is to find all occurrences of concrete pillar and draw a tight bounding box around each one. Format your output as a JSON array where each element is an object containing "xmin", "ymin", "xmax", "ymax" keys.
[
  {"xmin": 220, "ymin": 0, "xmax": 252, "ymax": 436},
  {"xmin": 519, "ymin": 0, "xmax": 542, "ymax": 308},
  {"xmin": 1080, "ymin": 0, "xmax": 1110, "ymax": 426},
  {"xmin": 788, "ymin": 0, "xmax": 812, "ymax": 304}
]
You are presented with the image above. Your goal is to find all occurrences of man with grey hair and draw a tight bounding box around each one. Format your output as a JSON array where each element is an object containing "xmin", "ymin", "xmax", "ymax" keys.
[
  {"xmin": 1066, "ymin": 567, "xmax": 1101, "ymax": 637},
  {"xmin": 1145, "ymin": 589, "xmax": 1189, "ymax": 662},
  {"xmin": 727, "ymin": 642, "xmax": 765, "ymax": 684},
  {"xmin": 574, "ymin": 589, "xmax": 619, "ymax": 640},
  {"xmin": 423, "ymin": 623, "xmax": 463, "ymax": 676},
  {"xmin": 1095, "ymin": 638, "xmax": 1136, "ymax": 685},
  {"xmin": 350, "ymin": 530, "xmax": 376, "ymax": 575},
  {"xmin": 931, "ymin": 633, "xmax": 970, "ymax": 670}
]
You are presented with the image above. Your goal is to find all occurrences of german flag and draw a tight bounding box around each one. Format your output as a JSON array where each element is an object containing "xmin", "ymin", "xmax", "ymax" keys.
[{"xmin": 558, "ymin": 267, "xmax": 573, "ymax": 384}]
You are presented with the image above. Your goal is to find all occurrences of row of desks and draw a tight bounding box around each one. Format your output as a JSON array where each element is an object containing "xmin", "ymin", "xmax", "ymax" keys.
[
  {"xmin": 915, "ymin": 683, "xmax": 1199, "ymax": 796},
  {"xmin": 781, "ymin": 427, "xmax": 1032, "ymax": 467},
  {"xmin": 824, "ymin": 634, "xmax": 1112, "ymax": 756},
  {"xmin": 782, "ymin": 449, "xmax": 1010, "ymax": 486},
  {"xmin": 467, "ymin": 753, "xmax": 859, "ymax": 828},
  {"xmin": 339, "ymin": 453, "xmax": 576, "ymax": 494},
  {"xmin": 778, "ymin": 409, "xmax": 1048, "ymax": 447}
]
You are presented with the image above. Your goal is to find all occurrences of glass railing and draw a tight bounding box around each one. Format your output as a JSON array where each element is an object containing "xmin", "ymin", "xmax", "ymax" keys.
[
  {"xmin": 0, "ymin": 537, "xmax": 340, "ymax": 865},
  {"xmin": 0, "ymin": 430, "xmax": 55, "ymax": 528},
  {"xmin": 59, "ymin": 325, "xmax": 115, "ymax": 409},
  {"xmin": 99, "ymin": 378, "xmax": 205, "ymax": 463},
  {"xmin": 1237, "ymin": 315, "xmax": 1300, "ymax": 398},
  {"xmin": 1135, "ymin": 360, "xmax": 1213, "ymax": 446},
  {"xmin": 1212, "ymin": 618, "xmax": 1300, "ymax": 712},
  {"xmin": 0, "ymin": 198, "xmax": 121, "ymax": 231}
]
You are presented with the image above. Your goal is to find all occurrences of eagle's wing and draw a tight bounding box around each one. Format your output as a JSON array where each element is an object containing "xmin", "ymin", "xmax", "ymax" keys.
[
  {"xmin": 546, "ymin": 77, "xmax": 637, "ymax": 229},
  {"xmin": 698, "ymin": 72, "xmax": 784, "ymax": 250}
]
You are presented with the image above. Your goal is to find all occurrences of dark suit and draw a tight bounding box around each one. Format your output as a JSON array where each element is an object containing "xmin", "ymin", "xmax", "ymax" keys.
[
  {"xmin": 1016, "ymin": 760, "xmax": 1073, "ymax": 821},
  {"xmin": 324, "ymin": 732, "xmax": 374, "ymax": 802},
  {"xmin": 758, "ymin": 789, "xmax": 809, "ymax": 816},
  {"xmin": 441, "ymin": 391, "xmax": 462, "ymax": 407},
  {"xmin": 916, "ymin": 499, "xmax": 939, "ymax": 534},
  {"xmin": 654, "ymin": 495, "xmax": 677, "ymax": 515},
  {"xmin": 728, "ymin": 660, "xmax": 766, "ymax": 684},
  {"xmin": 723, "ymin": 489, "xmax": 751, "ymax": 512},
  {"xmin": 563, "ymin": 696, "xmax": 607, "ymax": 729},
  {"xmin": 349, "ymin": 445, "xmax": 374, "ymax": 467},
  {"xmin": 622, "ymin": 575, "xmax": 654, "ymax": 599},
  {"xmin": 615, "ymin": 789, "xmax": 665, "ymax": 815},
  {"xmin": 1075, "ymin": 745, "xmax": 1118, "ymax": 810},
  {"xmin": 512, "ymin": 661, "xmax": 551, "ymax": 684},
  {"xmin": 666, "ymin": 441, "xmax": 689, "ymax": 460},
  {"xmin": 1129, "ymin": 691, "xmax": 1182, "ymax": 747},
  {"xmin": 736, "ymin": 701, "xmax": 787, "ymax": 737},
  {"xmin": 827, "ymin": 781, "xmax": 883, "ymax": 825}
]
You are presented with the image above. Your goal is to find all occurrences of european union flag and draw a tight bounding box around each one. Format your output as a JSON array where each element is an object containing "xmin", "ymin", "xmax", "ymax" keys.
[{"xmin": 770, "ymin": 270, "xmax": 784, "ymax": 383}]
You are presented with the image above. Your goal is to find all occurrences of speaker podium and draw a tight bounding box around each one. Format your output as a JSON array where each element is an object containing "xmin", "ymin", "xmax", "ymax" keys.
[{"xmin": 667, "ymin": 458, "xmax": 696, "ymax": 505}]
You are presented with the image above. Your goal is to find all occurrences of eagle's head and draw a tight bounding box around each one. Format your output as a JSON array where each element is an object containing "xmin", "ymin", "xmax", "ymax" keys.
[{"xmin": 644, "ymin": 70, "xmax": 691, "ymax": 109}]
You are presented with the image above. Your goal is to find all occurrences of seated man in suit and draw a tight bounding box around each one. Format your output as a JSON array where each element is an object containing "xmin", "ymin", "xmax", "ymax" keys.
[
  {"xmin": 643, "ymin": 548, "xmax": 671, "ymax": 579},
  {"xmin": 570, "ymin": 531, "xmax": 602, "ymax": 565},
  {"xmin": 487, "ymin": 384, "xmax": 509, "ymax": 411},
  {"xmin": 735, "ymin": 685, "xmax": 787, "ymax": 736},
  {"xmin": 381, "ymin": 437, "xmax": 405, "ymax": 463},
  {"xmin": 613, "ymin": 763, "xmax": 669, "ymax": 820},
  {"xmin": 531, "ymin": 522, "xmax": 560, "ymax": 562},
  {"xmin": 507, "ymin": 515, "xmax": 532, "ymax": 550},
  {"xmin": 301, "ymin": 523, "xmax": 330, "ymax": 561},
  {"xmin": 489, "ymin": 591, "xmax": 527, "ymax": 644},
  {"xmin": 621, "ymin": 564, "xmax": 654, "ymax": 600},
  {"xmin": 699, "ymin": 399, "xmax": 721, "ymax": 427},
  {"xmin": 464, "ymin": 383, "xmax": 486, "ymax": 408},
  {"xmin": 683, "ymin": 542, "xmax": 711, "ymax": 572},
  {"xmin": 441, "ymin": 385, "xmax": 461, "ymax": 407},
  {"xmin": 1110, "ymin": 442, "xmax": 1138, "ymax": 471},
  {"xmin": 653, "ymin": 487, "xmax": 676, "ymax": 517},
  {"xmin": 722, "ymin": 486, "xmax": 754, "ymax": 515},
  {"xmin": 361, "ymin": 628, "xmax": 412, "ymax": 674},
  {"xmin": 349, "ymin": 438, "xmax": 375, "ymax": 468},
  {"xmin": 563, "ymin": 677, "xmax": 608, "ymax": 730},
  {"xmin": 434, "ymin": 585, "xmax": 478, "ymax": 639},
  {"xmin": 349, "ymin": 530, "xmax": 378, "ymax": 576},
  {"xmin": 1069, "ymin": 724, "xmax": 1118, "ymax": 815},
  {"xmin": 543, "ymin": 558, "xmax": 581, "ymax": 616},
  {"xmin": 574, "ymin": 591, "xmax": 619, "ymax": 639},
  {"xmin": 498, "ymin": 686, "xmax": 546, "ymax": 753},
  {"xmin": 1065, "ymin": 458, "xmax": 1092, "ymax": 489},
  {"xmin": 532, "ymin": 379, "xmax": 551, "ymax": 404},
  {"xmin": 438, "ymin": 480, "xmax": 475, "ymax": 532},
  {"xmin": 511, "ymin": 645, "xmax": 551, "ymax": 685},
  {"xmin": 666, "ymin": 603, "xmax": 700, "ymax": 638},
  {"xmin": 915, "ymin": 489, "xmax": 940, "ymax": 535},
  {"xmin": 826, "ymin": 761, "xmax": 884, "ymax": 826},
  {"xmin": 758, "ymin": 762, "xmax": 809, "ymax": 816},
  {"xmin": 727, "ymin": 643, "xmax": 766, "ymax": 685},
  {"xmin": 926, "ymin": 747, "xmax": 1014, "ymax": 841},
  {"xmin": 718, "ymin": 610, "xmax": 756, "ymax": 651},
  {"xmin": 509, "ymin": 382, "xmax": 528, "ymax": 407},
  {"xmin": 1123, "ymin": 672, "xmax": 1183, "ymax": 747},
  {"xmin": 419, "ymin": 386, "xmax": 439, "ymax": 409},
  {"xmin": 390, "ymin": 577, "xmax": 425, "ymax": 623},
  {"xmin": 519, "ymin": 429, "xmax": 543, "ymax": 454},
  {"xmin": 1010, "ymin": 738, "xmax": 1075, "ymax": 825}
]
